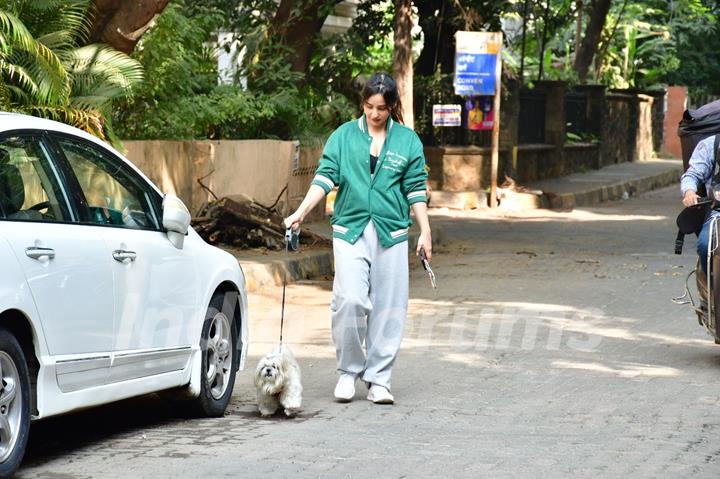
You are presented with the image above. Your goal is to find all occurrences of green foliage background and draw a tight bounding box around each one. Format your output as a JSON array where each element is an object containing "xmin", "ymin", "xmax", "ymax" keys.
[
  {"xmin": 113, "ymin": 0, "xmax": 379, "ymax": 142},
  {"xmin": 0, "ymin": 0, "xmax": 142, "ymax": 145},
  {"xmin": 5, "ymin": 0, "xmax": 720, "ymax": 142},
  {"xmin": 504, "ymin": 0, "xmax": 720, "ymax": 97}
]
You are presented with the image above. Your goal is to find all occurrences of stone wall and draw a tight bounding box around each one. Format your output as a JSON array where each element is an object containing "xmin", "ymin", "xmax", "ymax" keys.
[
  {"xmin": 564, "ymin": 143, "xmax": 600, "ymax": 172},
  {"xmin": 514, "ymin": 144, "xmax": 557, "ymax": 183},
  {"xmin": 603, "ymin": 94, "xmax": 632, "ymax": 166},
  {"xmin": 636, "ymin": 94, "xmax": 655, "ymax": 161},
  {"xmin": 424, "ymin": 146, "xmax": 446, "ymax": 191},
  {"xmin": 426, "ymin": 83, "xmax": 655, "ymax": 186},
  {"xmin": 646, "ymin": 90, "xmax": 666, "ymax": 153},
  {"xmin": 425, "ymin": 146, "xmax": 510, "ymax": 191}
]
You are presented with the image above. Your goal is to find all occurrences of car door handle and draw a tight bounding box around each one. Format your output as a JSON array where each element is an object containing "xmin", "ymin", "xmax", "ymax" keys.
[
  {"xmin": 112, "ymin": 250, "xmax": 137, "ymax": 262},
  {"xmin": 25, "ymin": 246, "xmax": 55, "ymax": 260}
]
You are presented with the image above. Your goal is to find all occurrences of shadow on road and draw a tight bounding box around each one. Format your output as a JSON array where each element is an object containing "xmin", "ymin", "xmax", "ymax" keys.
[{"xmin": 22, "ymin": 394, "xmax": 182, "ymax": 468}]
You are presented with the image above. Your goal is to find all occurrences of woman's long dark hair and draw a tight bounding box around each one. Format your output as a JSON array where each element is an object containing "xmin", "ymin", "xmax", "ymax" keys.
[{"xmin": 361, "ymin": 72, "xmax": 404, "ymax": 124}]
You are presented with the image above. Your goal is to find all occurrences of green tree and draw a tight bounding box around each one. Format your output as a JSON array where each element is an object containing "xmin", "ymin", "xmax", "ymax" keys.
[
  {"xmin": 0, "ymin": 0, "xmax": 142, "ymax": 143},
  {"xmin": 309, "ymin": 0, "xmax": 394, "ymax": 103},
  {"xmin": 573, "ymin": 0, "xmax": 612, "ymax": 82},
  {"xmin": 650, "ymin": 0, "xmax": 719, "ymax": 96},
  {"xmin": 416, "ymin": 0, "xmax": 508, "ymax": 77},
  {"xmin": 591, "ymin": 0, "xmax": 715, "ymax": 90},
  {"xmin": 113, "ymin": 1, "xmax": 354, "ymax": 141}
]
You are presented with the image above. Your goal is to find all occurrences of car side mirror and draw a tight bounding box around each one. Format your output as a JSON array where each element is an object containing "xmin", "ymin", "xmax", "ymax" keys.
[{"xmin": 162, "ymin": 195, "xmax": 191, "ymax": 249}]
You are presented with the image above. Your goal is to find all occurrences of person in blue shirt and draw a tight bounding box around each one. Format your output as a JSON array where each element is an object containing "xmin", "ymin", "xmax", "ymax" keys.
[{"xmin": 681, "ymin": 135, "xmax": 719, "ymax": 273}]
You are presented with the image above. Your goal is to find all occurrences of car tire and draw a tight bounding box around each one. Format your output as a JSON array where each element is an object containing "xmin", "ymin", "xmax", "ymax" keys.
[
  {"xmin": 0, "ymin": 328, "xmax": 30, "ymax": 477},
  {"xmin": 186, "ymin": 291, "xmax": 239, "ymax": 417}
]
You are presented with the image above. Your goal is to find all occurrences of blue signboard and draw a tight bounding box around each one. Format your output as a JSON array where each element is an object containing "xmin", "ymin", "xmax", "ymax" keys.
[{"xmin": 454, "ymin": 53, "xmax": 497, "ymax": 96}]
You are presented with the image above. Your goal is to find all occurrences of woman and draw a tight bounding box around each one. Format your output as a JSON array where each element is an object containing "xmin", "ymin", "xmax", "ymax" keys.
[{"xmin": 284, "ymin": 72, "xmax": 431, "ymax": 404}]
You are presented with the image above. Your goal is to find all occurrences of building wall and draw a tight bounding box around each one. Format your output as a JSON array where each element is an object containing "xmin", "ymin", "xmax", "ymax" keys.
[
  {"xmin": 663, "ymin": 86, "xmax": 687, "ymax": 159},
  {"xmin": 123, "ymin": 140, "xmax": 324, "ymax": 220}
]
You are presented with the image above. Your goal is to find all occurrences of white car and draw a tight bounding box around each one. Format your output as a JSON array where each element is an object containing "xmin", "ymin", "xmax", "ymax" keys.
[{"xmin": 0, "ymin": 113, "xmax": 248, "ymax": 475}]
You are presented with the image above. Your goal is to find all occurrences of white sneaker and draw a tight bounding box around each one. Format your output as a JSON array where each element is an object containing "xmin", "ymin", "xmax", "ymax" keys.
[
  {"xmin": 367, "ymin": 384, "xmax": 394, "ymax": 404},
  {"xmin": 334, "ymin": 373, "xmax": 356, "ymax": 402}
]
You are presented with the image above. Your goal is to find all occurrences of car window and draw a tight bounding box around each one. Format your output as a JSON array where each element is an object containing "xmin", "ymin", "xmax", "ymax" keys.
[
  {"xmin": 56, "ymin": 137, "xmax": 160, "ymax": 230},
  {"xmin": 0, "ymin": 135, "xmax": 70, "ymax": 222}
]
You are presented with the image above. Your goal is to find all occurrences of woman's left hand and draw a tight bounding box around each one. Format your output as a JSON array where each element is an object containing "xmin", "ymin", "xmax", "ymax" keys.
[{"xmin": 416, "ymin": 230, "xmax": 432, "ymax": 260}]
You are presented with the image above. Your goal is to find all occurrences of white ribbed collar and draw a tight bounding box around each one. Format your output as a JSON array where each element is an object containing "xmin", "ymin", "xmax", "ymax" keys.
[{"xmin": 358, "ymin": 115, "xmax": 394, "ymax": 135}]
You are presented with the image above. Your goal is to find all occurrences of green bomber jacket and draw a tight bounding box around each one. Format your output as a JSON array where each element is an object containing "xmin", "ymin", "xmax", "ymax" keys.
[{"xmin": 311, "ymin": 115, "xmax": 428, "ymax": 247}]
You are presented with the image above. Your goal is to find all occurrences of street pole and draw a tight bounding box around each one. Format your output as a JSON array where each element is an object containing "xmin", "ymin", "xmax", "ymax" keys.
[{"xmin": 490, "ymin": 33, "xmax": 503, "ymax": 209}]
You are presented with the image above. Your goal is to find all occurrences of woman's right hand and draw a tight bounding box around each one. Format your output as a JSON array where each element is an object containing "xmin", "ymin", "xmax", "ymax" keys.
[
  {"xmin": 284, "ymin": 210, "xmax": 303, "ymax": 231},
  {"xmin": 683, "ymin": 190, "xmax": 699, "ymax": 207}
]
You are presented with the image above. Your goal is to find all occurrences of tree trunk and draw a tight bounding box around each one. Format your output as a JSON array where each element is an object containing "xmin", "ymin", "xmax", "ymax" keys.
[
  {"xmin": 415, "ymin": 0, "xmax": 457, "ymax": 76},
  {"xmin": 537, "ymin": 0, "xmax": 551, "ymax": 81},
  {"xmin": 519, "ymin": 0, "xmax": 530, "ymax": 83},
  {"xmin": 393, "ymin": 0, "xmax": 414, "ymax": 128},
  {"xmin": 270, "ymin": 0, "xmax": 337, "ymax": 76},
  {"xmin": 89, "ymin": 0, "xmax": 170, "ymax": 53},
  {"xmin": 573, "ymin": 0, "xmax": 612, "ymax": 83},
  {"xmin": 574, "ymin": 0, "xmax": 583, "ymax": 61}
]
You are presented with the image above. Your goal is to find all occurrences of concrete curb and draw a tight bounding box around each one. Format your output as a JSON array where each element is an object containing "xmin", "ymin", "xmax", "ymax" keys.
[
  {"xmin": 545, "ymin": 165, "xmax": 683, "ymax": 210},
  {"xmin": 238, "ymin": 250, "xmax": 334, "ymax": 292},
  {"xmin": 429, "ymin": 190, "xmax": 488, "ymax": 210}
]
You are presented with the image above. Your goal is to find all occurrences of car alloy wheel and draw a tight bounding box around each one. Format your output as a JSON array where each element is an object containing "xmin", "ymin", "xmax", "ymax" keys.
[
  {"xmin": 0, "ymin": 351, "xmax": 22, "ymax": 462},
  {"xmin": 176, "ymin": 291, "xmax": 239, "ymax": 418},
  {"xmin": 0, "ymin": 329, "xmax": 30, "ymax": 477},
  {"xmin": 205, "ymin": 311, "xmax": 232, "ymax": 400}
]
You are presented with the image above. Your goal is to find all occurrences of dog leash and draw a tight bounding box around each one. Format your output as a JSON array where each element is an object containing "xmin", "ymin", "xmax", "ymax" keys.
[{"xmin": 279, "ymin": 227, "xmax": 300, "ymax": 352}]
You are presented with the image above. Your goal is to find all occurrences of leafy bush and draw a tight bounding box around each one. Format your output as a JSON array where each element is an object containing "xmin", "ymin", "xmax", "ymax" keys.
[{"xmin": 113, "ymin": 1, "xmax": 355, "ymax": 141}]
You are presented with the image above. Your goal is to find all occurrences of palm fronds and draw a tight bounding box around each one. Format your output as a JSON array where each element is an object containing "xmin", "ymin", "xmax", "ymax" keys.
[
  {"xmin": 69, "ymin": 45, "xmax": 144, "ymax": 110},
  {"xmin": 0, "ymin": 1, "xmax": 144, "ymax": 146}
]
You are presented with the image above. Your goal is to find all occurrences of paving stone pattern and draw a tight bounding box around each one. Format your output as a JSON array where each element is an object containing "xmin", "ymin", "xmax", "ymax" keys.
[{"xmin": 17, "ymin": 185, "xmax": 720, "ymax": 478}]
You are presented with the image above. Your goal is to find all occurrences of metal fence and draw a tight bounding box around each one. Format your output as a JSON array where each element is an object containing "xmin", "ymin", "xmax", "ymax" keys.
[
  {"xmin": 565, "ymin": 90, "xmax": 588, "ymax": 139},
  {"xmin": 518, "ymin": 88, "xmax": 546, "ymax": 144},
  {"xmin": 688, "ymin": 94, "xmax": 720, "ymax": 109}
]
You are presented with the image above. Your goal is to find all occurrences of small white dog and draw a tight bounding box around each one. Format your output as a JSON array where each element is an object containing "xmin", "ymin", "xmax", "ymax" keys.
[{"xmin": 254, "ymin": 346, "xmax": 303, "ymax": 417}]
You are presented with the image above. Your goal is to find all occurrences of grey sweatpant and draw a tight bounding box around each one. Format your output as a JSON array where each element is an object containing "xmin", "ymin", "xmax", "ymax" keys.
[{"xmin": 331, "ymin": 221, "xmax": 408, "ymax": 391}]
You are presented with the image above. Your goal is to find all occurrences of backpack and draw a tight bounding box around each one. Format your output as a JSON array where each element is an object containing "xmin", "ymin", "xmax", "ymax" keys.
[
  {"xmin": 678, "ymin": 99, "xmax": 720, "ymax": 174},
  {"xmin": 675, "ymin": 100, "xmax": 720, "ymax": 254}
]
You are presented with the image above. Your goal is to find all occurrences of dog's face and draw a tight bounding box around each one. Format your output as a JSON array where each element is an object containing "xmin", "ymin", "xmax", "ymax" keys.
[{"xmin": 254, "ymin": 354, "xmax": 286, "ymax": 394}]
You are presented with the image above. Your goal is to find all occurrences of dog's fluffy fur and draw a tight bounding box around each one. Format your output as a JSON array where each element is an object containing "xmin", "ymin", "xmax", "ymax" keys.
[{"xmin": 254, "ymin": 346, "xmax": 302, "ymax": 417}]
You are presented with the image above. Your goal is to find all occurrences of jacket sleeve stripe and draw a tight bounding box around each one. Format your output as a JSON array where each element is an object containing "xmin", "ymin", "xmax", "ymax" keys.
[
  {"xmin": 406, "ymin": 190, "xmax": 427, "ymax": 205},
  {"xmin": 312, "ymin": 174, "xmax": 335, "ymax": 191}
]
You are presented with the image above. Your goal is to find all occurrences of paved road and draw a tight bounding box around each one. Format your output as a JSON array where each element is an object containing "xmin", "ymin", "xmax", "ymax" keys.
[{"xmin": 17, "ymin": 185, "xmax": 720, "ymax": 478}]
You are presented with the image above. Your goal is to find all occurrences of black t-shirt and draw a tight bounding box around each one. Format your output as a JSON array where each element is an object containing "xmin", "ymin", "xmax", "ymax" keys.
[{"xmin": 370, "ymin": 154, "xmax": 378, "ymax": 175}]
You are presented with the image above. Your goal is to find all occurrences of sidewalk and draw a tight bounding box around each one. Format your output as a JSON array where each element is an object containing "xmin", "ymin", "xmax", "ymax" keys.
[{"xmin": 526, "ymin": 158, "xmax": 683, "ymax": 209}]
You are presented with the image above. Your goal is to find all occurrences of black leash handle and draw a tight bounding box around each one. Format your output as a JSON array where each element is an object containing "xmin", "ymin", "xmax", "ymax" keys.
[{"xmin": 285, "ymin": 226, "xmax": 300, "ymax": 251}]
